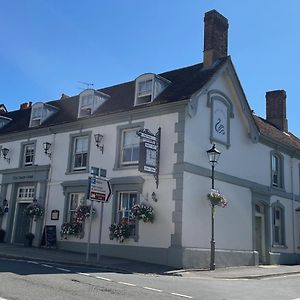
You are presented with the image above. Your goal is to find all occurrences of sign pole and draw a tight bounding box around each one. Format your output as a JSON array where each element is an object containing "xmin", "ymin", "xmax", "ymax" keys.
[
  {"xmin": 97, "ymin": 201, "xmax": 104, "ymax": 263},
  {"xmin": 85, "ymin": 200, "xmax": 94, "ymax": 262}
]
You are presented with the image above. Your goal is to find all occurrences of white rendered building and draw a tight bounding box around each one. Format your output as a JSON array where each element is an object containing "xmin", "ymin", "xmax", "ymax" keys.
[{"xmin": 0, "ymin": 10, "xmax": 300, "ymax": 268}]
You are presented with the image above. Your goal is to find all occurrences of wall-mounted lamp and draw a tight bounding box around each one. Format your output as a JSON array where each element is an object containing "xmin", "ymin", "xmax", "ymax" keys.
[
  {"xmin": 43, "ymin": 142, "xmax": 51, "ymax": 158},
  {"xmin": 1, "ymin": 147, "xmax": 10, "ymax": 163},
  {"xmin": 94, "ymin": 133, "xmax": 104, "ymax": 154},
  {"xmin": 151, "ymin": 192, "xmax": 158, "ymax": 202}
]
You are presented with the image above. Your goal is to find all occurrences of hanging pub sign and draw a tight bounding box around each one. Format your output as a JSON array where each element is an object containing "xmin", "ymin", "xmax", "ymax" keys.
[{"xmin": 136, "ymin": 127, "xmax": 161, "ymax": 188}]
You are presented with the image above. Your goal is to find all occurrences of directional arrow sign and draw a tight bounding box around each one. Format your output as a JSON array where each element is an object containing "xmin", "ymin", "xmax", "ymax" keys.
[{"xmin": 88, "ymin": 177, "xmax": 112, "ymax": 202}]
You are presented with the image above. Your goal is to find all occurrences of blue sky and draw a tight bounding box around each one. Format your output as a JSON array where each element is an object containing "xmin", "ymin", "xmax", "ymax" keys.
[{"xmin": 1, "ymin": 1, "xmax": 300, "ymax": 135}]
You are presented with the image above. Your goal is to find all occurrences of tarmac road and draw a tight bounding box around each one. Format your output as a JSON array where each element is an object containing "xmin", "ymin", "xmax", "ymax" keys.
[{"xmin": 1, "ymin": 258, "xmax": 300, "ymax": 300}]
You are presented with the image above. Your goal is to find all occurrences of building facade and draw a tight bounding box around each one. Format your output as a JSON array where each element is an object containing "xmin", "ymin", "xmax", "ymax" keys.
[{"xmin": 0, "ymin": 10, "xmax": 300, "ymax": 268}]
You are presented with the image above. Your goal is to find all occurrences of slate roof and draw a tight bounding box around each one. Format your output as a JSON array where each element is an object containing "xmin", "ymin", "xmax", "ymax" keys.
[
  {"xmin": 254, "ymin": 115, "xmax": 300, "ymax": 151},
  {"xmin": 0, "ymin": 57, "xmax": 227, "ymax": 134},
  {"xmin": 1, "ymin": 56, "xmax": 300, "ymax": 154}
]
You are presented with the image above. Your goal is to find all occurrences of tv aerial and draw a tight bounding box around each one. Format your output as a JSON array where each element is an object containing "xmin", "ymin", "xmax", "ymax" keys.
[{"xmin": 77, "ymin": 81, "xmax": 94, "ymax": 90}]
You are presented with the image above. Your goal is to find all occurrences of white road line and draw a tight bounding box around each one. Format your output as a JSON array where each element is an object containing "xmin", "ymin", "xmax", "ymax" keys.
[
  {"xmin": 77, "ymin": 272, "xmax": 91, "ymax": 276},
  {"xmin": 291, "ymin": 298, "xmax": 300, "ymax": 300},
  {"xmin": 41, "ymin": 264, "xmax": 53, "ymax": 268},
  {"xmin": 27, "ymin": 261, "xmax": 39, "ymax": 264},
  {"xmin": 118, "ymin": 281, "xmax": 136, "ymax": 287},
  {"xmin": 0, "ymin": 297, "xmax": 8, "ymax": 300},
  {"xmin": 171, "ymin": 292, "xmax": 193, "ymax": 299},
  {"xmin": 143, "ymin": 287, "xmax": 163, "ymax": 292},
  {"xmin": 56, "ymin": 267, "xmax": 71, "ymax": 272},
  {"xmin": 95, "ymin": 276, "xmax": 112, "ymax": 281}
]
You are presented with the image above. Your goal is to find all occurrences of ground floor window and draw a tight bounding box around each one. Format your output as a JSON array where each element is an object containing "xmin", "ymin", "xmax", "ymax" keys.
[
  {"xmin": 68, "ymin": 193, "xmax": 85, "ymax": 222},
  {"xmin": 17, "ymin": 186, "xmax": 35, "ymax": 200},
  {"xmin": 272, "ymin": 202, "xmax": 285, "ymax": 246},
  {"xmin": 117, "ymin": 191, "xmax": 138, "ymax": 235}
]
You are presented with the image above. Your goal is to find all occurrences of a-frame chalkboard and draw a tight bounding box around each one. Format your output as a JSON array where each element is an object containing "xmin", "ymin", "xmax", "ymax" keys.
[{"xmin": 42, "ymin": 225, "xmax": 57, "ymax": 248}]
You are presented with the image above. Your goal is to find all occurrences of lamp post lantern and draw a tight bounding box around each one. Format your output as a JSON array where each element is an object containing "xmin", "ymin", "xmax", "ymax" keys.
[{"xmin": 206, "ymin": 144, "xmax": 221, "ymax": 270}]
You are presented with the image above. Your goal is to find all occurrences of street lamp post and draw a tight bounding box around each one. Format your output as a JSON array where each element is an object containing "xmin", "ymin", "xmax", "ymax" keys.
[{"xmin": 206, "ymin": 144, "xmax": 221, "ymax": 271}]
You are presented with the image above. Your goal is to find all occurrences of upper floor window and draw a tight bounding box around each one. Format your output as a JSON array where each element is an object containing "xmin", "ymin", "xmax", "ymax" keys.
[
  {"xmin": 134, "ymin": 74, "xmax": 170, "ymax": 106},
  {"xmin": 20, "ymin": 141, "xmax": 36, "ymax": 167},
  {"xmin": 78, "ymin": 89, "xmax": 109, "ymax": 118},
  {"xmin": 66, "ymin": 132, "xmax": 91, "ymax": 174},
  {"xmin": 73, "ymin": 136, "xmax": 89, "ymax": 170},
  {"xmin": 271, "ymin": 152, "xmax": 284, "ymax": 188},
  {"xmin": 121, "ymin": 129, "xmax": 139, "ymax": 165},
  {"xmin": 24, "ymin": 143, "xmax": 35, "ymax": 166},
  {"xmin": 29, "ymin": 102, "xmax": 58, "ymax": 127}
]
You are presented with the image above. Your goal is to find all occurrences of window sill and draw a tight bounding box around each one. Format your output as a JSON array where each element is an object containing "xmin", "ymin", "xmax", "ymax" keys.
[
  {"xmin": 272, "ymin": 244, "xmax": 287, "ymax": 249},
  {"xmin": 270, "ymin": 186, "xmax": 285, "ymax": 192},
  {"xmin": 113, "ymin": 165, "xmax": 138, "ymax": 171},
  {"xmin": 65, "ymin": 169, "xmax": 89, "ymax": 175}
]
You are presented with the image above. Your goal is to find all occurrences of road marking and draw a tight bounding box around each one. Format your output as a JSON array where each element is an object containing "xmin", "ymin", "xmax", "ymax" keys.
[
  {"xmin": 143, "ymin": 287, "xmax": 162, "ymax": 292},
  {"xmin": 56, "ymin": 267, "xmax": 71, "ymax": 272},
  {"xmin": 0, "ymin": 297, "xmax": 8, "ymax": 300},
  {"xmin": 95, "ymin": 276, "xmax": 112, "ymax": 281},
  {"xmin": 291, "ymin": 298, "xmax": 300, "ymax": 300},
  {"xmin": 41, "ymin": 264, "xmax": 54, "ymax": 268},
  {"xmin": 77, "ymin": 272, "xmax": 91, "ymax": 276},
  {"xmin": 118, "ymin": 281, "xmax": 136, "ymax": 287},
  {"xmin": 27, "ymin": 261, "xmax": 39, "ymax": 264},
  {"xmin": 171, "ymin": 292, "xmax": 193, "ymax": 299}
]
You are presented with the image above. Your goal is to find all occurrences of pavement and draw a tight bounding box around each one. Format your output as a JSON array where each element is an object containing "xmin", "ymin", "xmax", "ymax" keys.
[{"xmin": 0, "ymin": 242, "xmax": 300, "ymax": 279}]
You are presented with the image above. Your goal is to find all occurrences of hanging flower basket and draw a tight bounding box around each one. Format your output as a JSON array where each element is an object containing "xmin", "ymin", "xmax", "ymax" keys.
[
  {"xmin": 75, "ymin": 205, "xmax": 96, "ymax": 223},
  {"xmin": 131, "ymin": 203, "xmax": 154, "ymax": 223},
  {"xmin": 207, "ymin": 189, "xmax": 228, "ymax": 208},
  {"xmin": 60, "ymin": 222, "xmax": 83, "ymax": 239},
  {"xmin": 109, "ymin": 219, "xmax": 135, "ymax": 243},
  {"xmin": 25, "ymin": 203, "xmax": 44, "ymax": 220}
]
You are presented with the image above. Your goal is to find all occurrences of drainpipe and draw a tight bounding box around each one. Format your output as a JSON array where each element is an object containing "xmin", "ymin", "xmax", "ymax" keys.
[{"xmin": 290, "ymin": 156, "xmax": 296, "ymax": 253}]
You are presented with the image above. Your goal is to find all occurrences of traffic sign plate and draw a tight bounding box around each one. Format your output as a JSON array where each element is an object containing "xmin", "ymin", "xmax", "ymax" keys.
[{"xmin": 89, "ymin": 177, "xmax": 112, "ymax": 202}]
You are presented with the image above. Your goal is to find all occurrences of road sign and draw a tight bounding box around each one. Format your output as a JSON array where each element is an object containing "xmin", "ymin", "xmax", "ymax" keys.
[{"xmin": 88, "ymin": 177, "xmax": 112, "ymax": 202}]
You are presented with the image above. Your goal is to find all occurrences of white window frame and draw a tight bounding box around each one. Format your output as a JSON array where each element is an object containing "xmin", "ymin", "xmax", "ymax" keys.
[
  {"xmin": 272, "ymin": 202, "xmax": 285, "ymax": 246},
  {"xmin": 121, "ymin": 129, "xmax": 139, "ymax": 166},
  {"xmin": 117, "ymin": 191, "xmax": 137, "ymax": 236},
  {"xmin": 31, "ymin": 107, "xmax": 43, "ymax": 127},
  {"xmin": 23, "ymin": 143, "xmax": 35, "ymax": 166},
  {"xmin": 135, "ymin": 74, "xmax": 155, "ymax": 106},
  {"xmin": 271, "ymin": 152, "xmax": 284, "ymax": 189},
  {"xmin": 17, "ymin": 186, "xmax": 35, "ymax": 200},
  {"xmin": 72, "ymin": 136, "xmax": 89, "ymax": 171},
  {"xmin": 68, "ymin": 192, "xmax": 85, "ymax": 222},
  {"xmin": 138, "ymin": 79, "xmax": 153, "ymax": 97}
]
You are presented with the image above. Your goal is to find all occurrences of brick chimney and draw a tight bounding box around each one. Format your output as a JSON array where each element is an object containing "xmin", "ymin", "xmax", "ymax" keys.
[
  {"xmin": 19, "ymin": 102, "xmax": 32, "ymax": 110},
  {"xmin": 203, "ymin": 10, "xmax": 229, "ymax": 68},
  {"xmin": 266, "ymin": 90, "xmax": 288, "ymax": 132}
]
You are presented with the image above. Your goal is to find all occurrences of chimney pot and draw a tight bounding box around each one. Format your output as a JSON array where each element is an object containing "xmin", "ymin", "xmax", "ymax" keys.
[
  {"xmin": 266, "ymin": 90, "xmax": 288, "ymax": 131},
  {"xmin": 203, "ymin": 9, "xmax": 229, "ymax": 68},
  {"xmin": 20, "ymin": 102, "xmax": 29, "ymax": 110}
]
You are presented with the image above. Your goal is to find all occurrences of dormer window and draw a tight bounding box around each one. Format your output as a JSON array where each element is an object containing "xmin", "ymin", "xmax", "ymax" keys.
[
  {"xmin": 29, "ymin": 102, "xmax": 58, "ymax": 128},
  {"xmin": 0, "ymin": 116, "xmax": 12, "ymax": 129},
  {"xmin": 31, "ymin": 107, "xmax": 43, "ymax": 127},
  {"xmin": 134, "ymin": 73, "xmax": 170, "ymax": 106},
  {"xmin": 137, "ymin": 79, "xmax": 153, "ymax": 103},
  {"xmin": 78, "ymin": 89, "xmax": 109, "ymax": 118}
]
